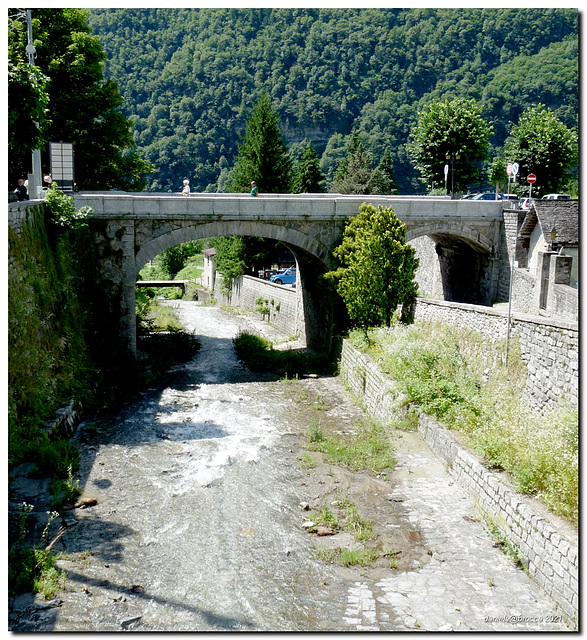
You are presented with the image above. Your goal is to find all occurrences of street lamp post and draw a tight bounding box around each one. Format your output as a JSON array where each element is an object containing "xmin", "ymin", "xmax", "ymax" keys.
[
  {"xmin": 445, "ymin": 151, "xmax": 461, "ymax": 198},
  {"xmin": 549, "ymin": 226, "xmax": 557, "ymax": 252},
  {"xmin": 26, "ymin": 10, "xmax": 43, "ymax": 199}
]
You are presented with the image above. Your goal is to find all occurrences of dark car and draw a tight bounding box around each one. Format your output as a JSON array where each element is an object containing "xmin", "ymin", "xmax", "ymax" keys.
[{"xmin": 472, "ymin": 192, "xmax": 505, "ymax": 200}]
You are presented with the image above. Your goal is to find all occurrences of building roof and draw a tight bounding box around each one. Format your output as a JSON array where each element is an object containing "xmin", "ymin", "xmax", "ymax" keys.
[
  {"xmin": 519, "ymin": 200, "xmax": 578, "ymax": 246},
  {"xmin": 202, "ymin": 247, "xmax": 217, "ymax": 257}
]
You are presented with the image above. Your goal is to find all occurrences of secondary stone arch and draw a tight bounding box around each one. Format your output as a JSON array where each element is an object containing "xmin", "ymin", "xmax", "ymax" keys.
[
  {"xmin": 134, "ymin": 220, "xmax": 332, "ymax": 278},
  {"xmin": 406, "ymin": 224, "xmax": 494, "ymax": 256},
  {"xmin": 407, "ymin": 227, "xmax": 497, "ymax": 305}
]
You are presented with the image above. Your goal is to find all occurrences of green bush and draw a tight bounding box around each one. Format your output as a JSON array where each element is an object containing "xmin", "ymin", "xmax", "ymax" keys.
[{"xmin": 233, "ymin": 331, "xmax": 332, "ymax": 377}]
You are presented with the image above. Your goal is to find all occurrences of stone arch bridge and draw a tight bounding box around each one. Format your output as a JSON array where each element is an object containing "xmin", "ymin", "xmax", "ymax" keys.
[{"xmin": 74, "ymin": 192, "xmax": 507, "ymax": 355}]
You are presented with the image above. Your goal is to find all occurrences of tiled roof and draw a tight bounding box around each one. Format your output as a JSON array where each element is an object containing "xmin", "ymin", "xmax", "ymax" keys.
[
  {"xmin": 519, "ymin": 200, "xmax": 578, "ymax": 245},
  {"xmin": 202, "ymin": 247, "xmax": 217, "ymax": 257}
]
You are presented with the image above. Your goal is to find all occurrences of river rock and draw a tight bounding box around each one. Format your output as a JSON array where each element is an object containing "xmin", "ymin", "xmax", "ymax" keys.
[{"xmin": 315, "ymin": 526, "xmax": 335, "ymax": 536}]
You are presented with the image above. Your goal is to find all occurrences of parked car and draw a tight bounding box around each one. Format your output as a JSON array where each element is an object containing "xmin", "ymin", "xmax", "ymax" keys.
[
  {"xmin": 270, "ymin": 267, "xmax": 296, "ymax": 285},
  {"xmin": 542, "ymin": 193, "xmax": 571, "ymax": 200},
  {"xmin": 472, "ymin": 192, "xmax": 505, "ymax": 200},
  {"xmin": 258, "ymin": 268, "xmax": 279, "ymax": 280}
]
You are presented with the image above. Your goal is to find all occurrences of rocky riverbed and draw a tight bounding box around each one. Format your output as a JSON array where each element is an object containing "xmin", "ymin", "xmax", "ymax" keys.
[{"xmin": 9, "ymin": 301, "xmax": 568, "ymax": 632}]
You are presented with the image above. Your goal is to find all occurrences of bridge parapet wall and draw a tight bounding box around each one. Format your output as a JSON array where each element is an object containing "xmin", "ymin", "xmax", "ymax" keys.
[{"xmin": 76, "ymin": 193, "xmax": 504, "ymax": 223}]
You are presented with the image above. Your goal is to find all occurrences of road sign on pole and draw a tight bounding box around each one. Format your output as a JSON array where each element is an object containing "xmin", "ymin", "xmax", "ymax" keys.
[
  {"xmin": 527, "ymin": 173, "xmax": 536, "ymax": 202},
  {"xmin": 512, "ymin": 162, "xmax": 519, "ymax": 183},
  {"xmin": 507, "ymin": 163, "xmax": 513, "ymax": 176}
]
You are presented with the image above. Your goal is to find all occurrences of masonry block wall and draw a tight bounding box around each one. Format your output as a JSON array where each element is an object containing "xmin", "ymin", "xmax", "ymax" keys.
[
  {"xmin": 339, "ymin": 340, "xmax": 578, "ymax": 629},
  {"xmin": 8, "ymin": 200, "xmax": 42, "ymax": 234},
  {"xmin": 413, "ymin": 298, "xmax": 578, "ymax": 411},
  {"xmin": 213, "ymin": 275, "xmax": 298, "ymax": 337}
]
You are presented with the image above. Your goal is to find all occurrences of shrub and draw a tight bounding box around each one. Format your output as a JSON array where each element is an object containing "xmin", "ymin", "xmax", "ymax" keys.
[{"xmin": 233, "ymin": 331, "xmax": 332, "ymax": 377}]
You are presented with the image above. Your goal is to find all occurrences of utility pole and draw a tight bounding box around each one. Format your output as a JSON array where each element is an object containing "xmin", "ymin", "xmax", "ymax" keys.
[{"xmin": 26, "ymin": 10, "xmax": 43, "ymax": 199}]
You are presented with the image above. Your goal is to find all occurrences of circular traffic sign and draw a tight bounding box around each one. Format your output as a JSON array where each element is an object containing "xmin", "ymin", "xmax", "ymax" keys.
[
  {"xmin": 507, "ymin": 163, "xmax": 513, "ymax": 176},
  {"xmin": 527, "ymin": 173, "xmax": 536, "ymax": 184},
  {"xmin": 512, "ymin": 162, "xmax": 519, "ymax": 175}
]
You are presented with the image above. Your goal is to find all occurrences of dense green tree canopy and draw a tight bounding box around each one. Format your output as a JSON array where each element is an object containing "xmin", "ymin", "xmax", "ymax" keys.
[
  {"xmin": 86, "ymin": 8, "xmax": 578, "ymax": 194},
  {"xmin": 7, "ymin": 59, "xmax": 50, "ymax": 185},
  {"xmin": 326, "ymin": 204, "xmax": 419, "ymax": 328},
  {"xmin": 8, "ymin": 8, "xmax": 152, "ymax": 190},
  {"xmin": 408, "ymin": 97, "xmax": 493, "ymax": 193},
  {"xmin": 504, "ymin": 105, "xmax": 577, "ymax": 196}
]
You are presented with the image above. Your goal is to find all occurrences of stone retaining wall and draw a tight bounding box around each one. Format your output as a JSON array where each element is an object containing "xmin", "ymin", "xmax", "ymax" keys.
[
  {"xmin": 339, "ymin": 339, "xmax": 578, "ymax": 628},
  {"xmin": 413, "ymin": 298, "xmax": 578, "ymax": 411},
  {"xmin": 8, "ymin": 199, "xmax": 44, "ymax": 234},
  {"xmin": 213, "ymin": 275, "xmax": 298, "ymax": 337}
]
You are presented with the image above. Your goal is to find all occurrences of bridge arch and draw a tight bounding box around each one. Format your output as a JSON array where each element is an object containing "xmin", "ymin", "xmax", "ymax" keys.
[
  {"xmin": 77, "ymin": 193, "xmax": 507, "ymax": 357},
  {"xmin": 406, "ymin": 225, "xmax": 498, "ymax": 305},
  {"xmin": 134, "ymin": 220, "xmax": 335, "ymax": 279}
]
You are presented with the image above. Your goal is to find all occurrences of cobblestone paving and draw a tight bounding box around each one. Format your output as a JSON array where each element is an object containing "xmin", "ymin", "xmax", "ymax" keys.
[{"xmin": 342, "ymin": 432, "xmax": 569, "ymax": 632}]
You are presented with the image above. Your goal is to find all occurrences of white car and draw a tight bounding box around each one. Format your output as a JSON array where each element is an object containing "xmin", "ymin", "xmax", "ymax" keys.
[{"xmin": 542, "ymin": 193, "xmax": 571, "ymax": 200}]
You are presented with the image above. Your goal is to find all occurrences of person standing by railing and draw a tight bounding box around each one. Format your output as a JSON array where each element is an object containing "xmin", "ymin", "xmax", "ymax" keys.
[{"xmin": 14, "ymin": 179, "xmax": 28, "ymax": 201}]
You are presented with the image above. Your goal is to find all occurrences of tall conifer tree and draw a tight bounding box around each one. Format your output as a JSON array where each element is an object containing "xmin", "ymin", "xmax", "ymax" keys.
[
  {"xmin": 228, "ymin": 92, "xmax": 292, "ymax": 193},
  {"xmin": 293, "ymin": 141, "xmax": 325, "ymax": 193}
]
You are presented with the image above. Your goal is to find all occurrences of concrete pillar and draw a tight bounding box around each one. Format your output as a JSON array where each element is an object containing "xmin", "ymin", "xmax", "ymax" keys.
[
  {"xmin": 534, "ymin": 251, "xmax": 550, "ymax": 311},
  {"xmin": 546, "ymin": 253, "xmax": 573, "ymax": 314}
]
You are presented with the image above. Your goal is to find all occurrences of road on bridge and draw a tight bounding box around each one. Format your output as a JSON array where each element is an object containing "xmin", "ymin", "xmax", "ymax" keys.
[{"xmin": 9, "ymin": 303, "xmax": 566, "ymax": 631}]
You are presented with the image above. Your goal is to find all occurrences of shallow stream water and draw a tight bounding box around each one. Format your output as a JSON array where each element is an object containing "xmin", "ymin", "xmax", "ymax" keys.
[
  {"xmin": 21, "ymin": 302, "xmax": 357, "ymax": 631},
  {"xmin": 10, "ymin": 301, "xmax": 569, "ymax": 632}
]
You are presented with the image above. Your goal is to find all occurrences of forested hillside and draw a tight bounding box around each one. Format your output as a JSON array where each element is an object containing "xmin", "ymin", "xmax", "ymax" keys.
[{"xmin": 87, "ymin": 8, "xmax": 578, "ymax": 194}]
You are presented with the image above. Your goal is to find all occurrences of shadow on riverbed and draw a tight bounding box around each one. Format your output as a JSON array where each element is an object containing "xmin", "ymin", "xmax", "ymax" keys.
[{"xmin": 59, "ymin": 568, "xmax": 256, "ymax": 631}]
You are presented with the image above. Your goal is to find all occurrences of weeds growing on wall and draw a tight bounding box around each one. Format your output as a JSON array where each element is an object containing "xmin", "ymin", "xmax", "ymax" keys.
[
  {"xmin": 350, "ymin": 321, "xmax": 578, "ymax": 523},
  {"xmin": 8, "ymin": 212, "xmax": 98, "ymax": 473}
]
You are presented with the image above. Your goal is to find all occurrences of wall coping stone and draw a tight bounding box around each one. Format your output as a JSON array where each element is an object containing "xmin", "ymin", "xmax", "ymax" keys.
[{"xmin": 415, "ymin": 297, "xmax": 578, "ymax": 331}]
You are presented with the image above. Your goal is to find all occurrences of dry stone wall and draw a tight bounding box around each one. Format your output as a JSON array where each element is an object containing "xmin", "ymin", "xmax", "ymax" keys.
[
  {"xmin": 339, "ymin": 339, "xmax": 578, "ymax": 629},
  {"xmin": 413, "ymin": 298, "xmax": 578, "ymax": 411}
]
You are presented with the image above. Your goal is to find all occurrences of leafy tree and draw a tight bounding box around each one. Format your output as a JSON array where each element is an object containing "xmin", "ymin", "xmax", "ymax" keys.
[
  {"xmin": 228, "ymin": 92, "xmax": 292, "ymax": 193},
  {"xmin": 293, "ymin": 141, "xmax": 325, "ymax": 193},
  {"xmin": 208, "ymin": 236, "xmax": 248, "ymax": 293},
  {"xmin": 326, "ymin": 203, "xmax": 419, "ymax": 329},
  {"xmin": 488, "ymin": 157, "xmax": 508, "ymax": 195},
  {"xmin": 7, "ymin": 56, "xmax": 50, "ymax": 186},
  {"xmin": 504, "ymin": 104, "xmax": 577, "ymax": 195},
  {"xmin": 158, "ymin": 241, "xmax": 202, "ymax": 276},
  {"xmin": 8, "ymin": 8, "xmax": 152, "ymax": 190},
  {"xmin": 408, "ymin": 97, "xmax": 493, "ymax": 193},
  {"xmin": 329, "ymin": 133, "xmax": 375, "ymax": 194}
]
